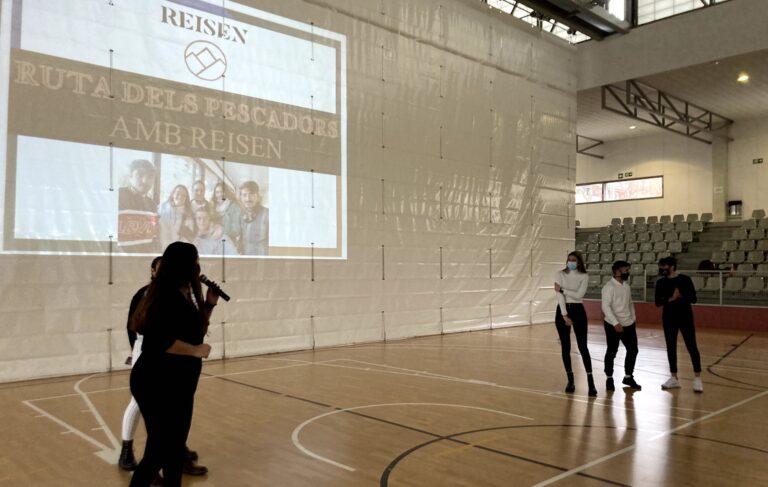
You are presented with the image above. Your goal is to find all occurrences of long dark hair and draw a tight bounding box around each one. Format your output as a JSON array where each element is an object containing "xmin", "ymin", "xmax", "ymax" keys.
[
  {"xmin": 563, "ymin": 251, "xmax": 587, "ymax": 274},
  {"xmin": 130, "ymin": 242, "xmax": 207, "ymax": 334}
]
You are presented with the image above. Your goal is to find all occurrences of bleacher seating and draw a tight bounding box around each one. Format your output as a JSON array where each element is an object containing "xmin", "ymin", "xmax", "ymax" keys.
[
  {"xmin": 691, "ymin": 276, "xmax": 705, "ymax": 291},
  {"xmin": 672, "ymin": 214, "xmax": 685, "ymax": 223},
  {"xmin": 753, "ymin": 209, "xmax": 766, "ymax": 220},
  {"xmin": 701, "ymin": 213, "xmax": 713, "ymax": 222},
  {"xmin": 660, "ymin": 215, "xmax": 671, "ymax": 224},
  {"xmin": 744, "ymin": 277, "xmax": 766, "ymax": 293},
  {"xmin": 724, "ymin": 277, "xmax": 744, "ymax": 293},
  {"xmin": 686, "ymin": 213, "xmax": 698, "ymax": 222}
]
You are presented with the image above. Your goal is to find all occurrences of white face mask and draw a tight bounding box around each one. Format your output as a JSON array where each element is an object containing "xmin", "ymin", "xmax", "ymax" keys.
[{"xmin": 567, "ymin": 262, "xmax": 578, "ymax": 270}]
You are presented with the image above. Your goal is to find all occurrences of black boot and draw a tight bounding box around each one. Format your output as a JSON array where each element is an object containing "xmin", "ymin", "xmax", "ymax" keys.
[
  {"xmin": 587, "ymin": 374, "xmax": 597, "ymax": 397},
  {"xmin": 606, "ymin": 377, "xmax": 615, "ymax": 392},
  {"xmin": 565, "ymin": 372, "xmax": 575, "ymax": 393},
  {"xmin": 118, "ymin": 440, "xmax": 138, "ymax": 471}
]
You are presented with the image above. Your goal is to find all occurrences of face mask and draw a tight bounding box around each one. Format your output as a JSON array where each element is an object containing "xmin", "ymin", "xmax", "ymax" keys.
[
  {"xmin": 620, "ymin": 272, "xmax": 630, "ymax": 281},
  {"xmin": 659, "ymin": 269, "xmax": 670, "ymax": 277},
  {"xmin": 567, "ymin": 262, "xmax": 578, "ymax": 270}
]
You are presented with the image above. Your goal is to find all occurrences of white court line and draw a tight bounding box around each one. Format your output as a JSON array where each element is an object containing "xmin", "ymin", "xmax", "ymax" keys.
[
  {"xmin": 291, "ymin": 402, "xmax": 534, "ymax": 472},
  {"xmin": 22, "ymin": 400, "xmax": 111, "ymax": 452},
  {"xmin": 73, "ymin": 375, "xmax": 120, "ymax": 450},
  {"xmin": 532, "ymin": 389, "xmax": 768, "ymax": 487},
  {"xmin": 314, "ymin": 360, "xmax": 696, "ymax": 420}
]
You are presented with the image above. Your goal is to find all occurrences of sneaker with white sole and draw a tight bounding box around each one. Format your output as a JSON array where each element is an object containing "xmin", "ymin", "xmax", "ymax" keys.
[
  {"xmin": 661, "ymin": 377, "xmax": 681, "ymax": 389},
  {"xmin": 693, "ymin": 377, "xmax": 703, "ymax": 393}
]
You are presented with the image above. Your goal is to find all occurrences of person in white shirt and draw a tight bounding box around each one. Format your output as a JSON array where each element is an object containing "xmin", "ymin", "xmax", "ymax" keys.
[
  {"xmin": 554, "ymin": 251, "xmax": 596, "ymax": 396},
  {"xmin": 601, "ymin": 260, "xmax": 642, "ymax": 391}
]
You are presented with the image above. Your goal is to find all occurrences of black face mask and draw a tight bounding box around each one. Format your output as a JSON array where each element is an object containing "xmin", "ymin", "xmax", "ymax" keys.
[
  {"xmin": 659, "ymin": 268, "xmax": 670, "ymax": 277},
  {"xmin": 620, "ymin": 272, "xmax": 630, "ymax": 281}
]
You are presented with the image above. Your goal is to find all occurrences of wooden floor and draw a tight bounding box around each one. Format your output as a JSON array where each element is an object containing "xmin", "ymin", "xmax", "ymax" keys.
[{"xmin": 1, "ymin": 324, "xmax": 767, "ymax": 486}]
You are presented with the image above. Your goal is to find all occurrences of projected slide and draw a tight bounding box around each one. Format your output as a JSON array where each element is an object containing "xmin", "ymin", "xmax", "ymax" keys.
[{"xmin": 0, "ymin": 0, "xmax": 347, "ymax": 258}]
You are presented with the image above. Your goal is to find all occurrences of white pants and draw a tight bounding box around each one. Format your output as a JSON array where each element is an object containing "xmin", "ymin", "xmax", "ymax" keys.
[{"xmin": 121, "ymin": 335, "xmax": 143, "ymax": 441}]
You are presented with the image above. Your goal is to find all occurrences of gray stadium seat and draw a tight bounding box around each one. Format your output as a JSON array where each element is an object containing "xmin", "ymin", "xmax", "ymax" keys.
[
  {"xmin": 624, "ymin": 232, "xmax": 638, "ymax": 243},
  {"xmin": 675, "ymin": 222, "xmax": 689, "ymax": 232},
  {"xmin": 635, "ymin": 216, "xmax": 646, "ymax": 224},
  {"xmin": 609, "ymin": 223, "xmax": 622, "ymax": 233},
  {"xmin": 756, "ymin": 264, "xmax": 768, "ymax": 277},
  {"xmin": 758, "ymin": 240, "xmax": 768, "ymax": 251},
  {"xmin": 614, "ymin": 252, "xmax": 628, "ymax": 262},
  {"xmin": 711, "ymin": 251, "xmax": 727, "ymax": 264},
  {"xmin": 700, "ymin": 213, "xmax": 713, "ymax": 223},
  {"xmin": 668, "ymin": 241, "xmax": 683, "ymax": 253},
  {"xmin": 601, "ymin": 275, "xmax": 613, "ymax": 285},
  {"xmin": 672, "ymin": 214, "xmax": 685, "ymax": 223},
  {"xmin": 646, "ymin": 263, "xmax": 659, "ymax": 276},
  {"xmin": 653, "ymin": 242, "xmax": 667, "ymax": 252},
  {"xmin": 686, "ymin": 213, "xmax": 699, "ymax": 222},
  {"xmin": 601, "ymin": 264, "xmax": 613, "ymax": 275},
  {"xmin": 649, "ymin": 223, "xmax": 662, "ymax": 232},
  {"xmin": 611, "ymin": 218, "xmax": 622, "ymax": 225},
  {"xmin": 744, "ymin": 277, "xmax": 766, "ymax": 293},
  {"xmin": 588, "ymin": 253, "xmax": 599, "ymax": 263},
  {"xmin": 630, "ymin": 263, "xmax": 644, "ymax": 275},
  {"xmin": 742, "ymin": 219, "xmax": 757, "ymax": 230},
  {"xmin": 690, "ymin": 221, "xmax": 704, "ymax": 233},
  {"xmin": 576, "ymin": 242, "xmax": 588, "ymax": 252},
  {"xmin": 626, "ymin": 242, "xmax": 639, "ymax": 252},
  {"xmin": 651, "ymin": 232, "xmax": 664, "ymax": 243},
  {"xmin": 601, "ymin": 253, "xmax": 614, "ymax": 264},
  {"xmin": 599, "ymin": 233, "xmax": 611, "ymax": 243},
  {"xmin": 639, "ymin": 242, "xmax": 654, "ymax": 253},
  {"xmin": 664, "ymin": 232, "xmax": 678, "ymax": 242},
  {"xmin": 575, "ymin": 220, "xmax": 581, "ymax": 227},
  {"xmin": 624, "ymin": 223, "xmax": 636, "ymax": 233},
  {"xmin": 600, "ymin": 243, "xmax": 612, "ymax": 252},
  {"xmin": 657, "ymin": 251, "xmax": 671, "ymax": 259},
  {"xmin": 588, "ymin": 243, "xmax": 600, "ymax": 252},
  {"xmin": 642, "ymin": 252, "xmax": 656, "ymax": 264},
  {"xmin": 612, "ymin": 233, "xmax": 624, "ymax": 243},
  {"xmin": 612, "ymin": 243, "xmax": 625, "ymax": 252},
  {"xmin": 588, "ymin": 274, "xmax": 601, "ymax": 288},
  {"xmin": 628, "ymin": 252, "xmax": 641, "ymax": 264},
  {"xmin": 752, "ymin": 209, "xmax": 766, "ymax": 220},
  {"xmin": 662, "ymin": 222, "xmax": 675, "ymax": 232},
  {"xmin": 724, "ymin": 277, "xmax": 744, "ymax": 292},
  {"xmin": 588, "ymin": 233, "xmax": 599, "ymax": 243},
  {"xmin": 647, "ymin": 216, "xmax": 659, "ymax": 224},
  {"xmin": 660, "ymin": 215, "xmax": 672, "ymax": 224},
  {"xmin": 749, "ymin": 229, "xmax": 766, "ymax": 240},
  {"xmin": 637, "ymin": 232, "xmax": 650, "ymax": 243},
  {"xmin": 635, "ymin": 223, "xmax": 648, "ymax": 233},
  {"xmin": 728, "ymin": 251, "xmax": 746, "ymax": 264},
  {"xmin": 760, "ymin": 219, "xmax": 768, "ymax": 230},
  {"xmin": 691, "ymin": 276, "xmax": 705, "ymax": 291},
  {"xmin": 703, "ymin": 276, "xmax": 722, "ymax": 292},
  {"xmin": 678, "ymin": 231, "xmax": 693, "ymax": 243},
  {"xmin": 748, "ymin": 251, "xmax": 765, "ymax": 264},
  {"xmin": 721, "ymin": 240, "xmax": 738, "ymax": 251},
  {"xmin": 588, "ymin": 263, "xmax": 601, "ymax": 272},
  {"xmin": 736, "ymin": 263, "xmax": 754, "ymax": 272},
  {"xmin": 630, "ymin": 276, "xmax": 645, "ymax": 289},
  {"xmin": 739, "ymin": 240, "xmax": 756, "ymax": 251},
  {"xmin": 622, "ymin": 217, "xmax": 633, "ymax": 225},
  {"xmin": 732, "ymin": 228, "xmax": 748, "ymax": 240}
]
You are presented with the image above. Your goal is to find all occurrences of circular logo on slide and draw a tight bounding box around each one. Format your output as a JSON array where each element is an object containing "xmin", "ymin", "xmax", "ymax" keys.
[{"xmin": 184, "ymin": 40, "xmax": 227, "ymax": 81}]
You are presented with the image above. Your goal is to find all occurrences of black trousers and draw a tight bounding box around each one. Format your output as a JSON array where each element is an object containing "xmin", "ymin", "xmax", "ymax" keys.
[
  {"xmin": 603, "ymin": 322, "xmax": 638, "ymax": 377},
  {"xmin": 129, "ymin": 355, "xmax": 200, "ymax": 487},
  {"xmin": 662, "ymin": 313, "xmax": 701, "ymax": 374},
  {"xmin": 555, "ymin": 303, "xmax": 593, "ymax": 373}
]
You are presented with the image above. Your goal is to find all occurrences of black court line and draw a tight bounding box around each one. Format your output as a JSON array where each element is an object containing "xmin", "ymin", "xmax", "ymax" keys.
[
  {"xmin": 672, "ymin": 433, "xmax": 768, "ymax": 456},
  {"xmin": 380, "ymin": 424, "xmax": 637, "ymax": 487},
  {"xmin": 210, "ymin": 374, "xmax": 626, "ymax": 486},
  {"xmin": 706, "ymin": 335, "xmax": 767, "ymax": 390}
]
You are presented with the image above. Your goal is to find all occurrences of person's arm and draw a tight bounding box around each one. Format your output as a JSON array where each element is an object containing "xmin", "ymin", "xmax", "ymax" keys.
[
  {"xmin": 628, "ymin": 287, "xmax": 637, "ymax": 325},
  {"xmin": 165, "ymin": 339, "xmax": 211, "ymax": 358},
  {"xmin": 654, "ymin": 279, "xmax": 666, "ymax": 308},
  {"xmin": 601, "ymin": 283, "xmax": 619, "ymax": 325},
  {"xmin": 554, "ymin": 271, "xmax": 568, "ymax": 315},
  {"xmin": 126, "ymin": 287, "xmax": 145, "ymax": 348},
  {"xmin": 563, "ymin": 273, "xmax": 589, "ymax": 301},
  {"xmin": 681, "ymin": 275, "xmax": 698, "ymax": 304}
]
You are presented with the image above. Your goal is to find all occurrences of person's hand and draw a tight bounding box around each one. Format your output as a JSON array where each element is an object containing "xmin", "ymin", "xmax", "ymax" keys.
[
  {"xmin": 124, "ymin": 356, "xmax": 132, "ymax": 366},
  {"xmin": 195, "ymin": 344, "xmax": 212, "ymax": 359},
  {"xmin": 614, "ymin": 324, "xmax": 624, "ymax": 333},
  {"xmin": 669, "ymin": 288, "xmax": 682, "ymax": 302},
  {"xmin": 205, "ymin": 287, "xmax": 220, "ymax": 307},
  {"xmin": 564, "ymin": 315, "xmax": 573, "ymax": 327},
  {"xmin": 554, "ymin": 283, "xmax": 561, "ymax": 293}
]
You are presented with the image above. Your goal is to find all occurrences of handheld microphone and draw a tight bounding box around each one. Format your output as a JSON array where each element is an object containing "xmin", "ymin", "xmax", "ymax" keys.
[{"xmin": 200, "ymin": 274, "xmax": 231, "ymax": 302}]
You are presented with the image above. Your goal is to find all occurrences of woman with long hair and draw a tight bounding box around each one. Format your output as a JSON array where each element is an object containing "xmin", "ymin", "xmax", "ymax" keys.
[
  {"xmin": 554, "ymin": 251, "xmax": 596, "ymax": 396},
  {"xmin": 128, "ymin": 242, "xmax": 217, "ymax": 487},
  {"xmin": 158, "ymin": 185, "xmax": 196, "ymax": 250},
  {"xmin": 210, "ymin": 181, "xmax": 242, "ymax": 243}
]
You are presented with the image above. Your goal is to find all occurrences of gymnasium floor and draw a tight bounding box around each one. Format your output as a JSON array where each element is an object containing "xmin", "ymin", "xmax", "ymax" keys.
[{"xmin": 1, "ymin": 324, "xmax": 766, "ymax": 486}]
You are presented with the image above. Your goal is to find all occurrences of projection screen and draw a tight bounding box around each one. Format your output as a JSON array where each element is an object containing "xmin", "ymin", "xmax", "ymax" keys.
[{"xmin": 0, "ymin": 0, "xmax": 347, "ymax": 258}]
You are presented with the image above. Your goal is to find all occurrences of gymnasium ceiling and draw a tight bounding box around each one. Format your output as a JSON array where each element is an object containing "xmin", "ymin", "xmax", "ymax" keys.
[{"xmin": 577, "ymin": 48, "xmax": 768, "ymax": 142}]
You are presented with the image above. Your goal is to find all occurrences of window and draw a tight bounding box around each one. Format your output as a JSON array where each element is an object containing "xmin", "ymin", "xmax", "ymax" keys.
[
  {"xmin": 576, "ymin": 176, "xmax": 663, "ymax": 204},
  {"xmin": 636, "ymin": 0, "xmax": 732, "ymax": 25}
]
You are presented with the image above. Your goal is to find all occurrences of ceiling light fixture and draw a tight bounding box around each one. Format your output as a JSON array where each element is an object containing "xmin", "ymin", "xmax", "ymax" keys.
[
  {"xmin": 737, "ymin": 73, "xmax": 750, "ymax": 83},
  {"xmin": 629, "ymin": 125, "xmax": 637, "ymax": 130}
]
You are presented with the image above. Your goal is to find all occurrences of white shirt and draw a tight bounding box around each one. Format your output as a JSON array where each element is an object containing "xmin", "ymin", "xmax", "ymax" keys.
[
  {"xmin": 601, "ymin": 277, "xmax": 636, "ymax": 327},
  {"xmin": 554, "ymin": 270, "xmax": 589, "ymax": 314}
]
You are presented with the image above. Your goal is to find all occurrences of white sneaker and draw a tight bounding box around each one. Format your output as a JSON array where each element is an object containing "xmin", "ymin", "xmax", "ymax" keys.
[
  {"xmin": 693, "ymin": 377, "xmax": 704, "ymax": 393},
  {"xmin": 661, "ymin": 377, "xmax": 681, "ymax": 389}
]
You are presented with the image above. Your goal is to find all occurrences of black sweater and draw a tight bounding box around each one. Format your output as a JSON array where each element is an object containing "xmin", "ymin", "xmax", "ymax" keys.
[{"xmin": 655, "ymin": 274, "xmax": 697, "ymax": 318}]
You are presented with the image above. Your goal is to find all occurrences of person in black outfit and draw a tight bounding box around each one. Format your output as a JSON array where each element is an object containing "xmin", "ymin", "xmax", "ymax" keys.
[
  {"xmin": 655, "ymin": 256, "xmax": 703, "ymax": 393},
  {"xmin": 128, "ymin": 242, "xmax": 218, "ymax": 487}
]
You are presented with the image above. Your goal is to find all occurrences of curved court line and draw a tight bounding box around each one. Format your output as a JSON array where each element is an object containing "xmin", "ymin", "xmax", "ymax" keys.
[
  {"xmin": 291, "ymin": 402, "xmax": 534, "ymax": 472},
  {"xmin": 22, "ymin": 400, "xmax": 111, "ymax": 451},
  {"xmin": 73, "ymin": 375, "xmax": 121, "ymax": 450}
]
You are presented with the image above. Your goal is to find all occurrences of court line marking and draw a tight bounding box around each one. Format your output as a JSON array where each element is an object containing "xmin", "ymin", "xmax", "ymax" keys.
[
  {"xmin": 317, "ymin": 359, "xmax": 698, "ymax": 420},
  {"xmin": 291, "ymin": 402, "xmax": 534, "ymax": 472},
  {"xmin": 531, "ymin": 388, "xmax": 768, "ymax": 487},
  {"xmin": 22, "ymin": 400, "xmax": 112, "ymax": 452},
  {"xmin": 73, "ymin": 375, "xmax": 120, "ymax": 450}
]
